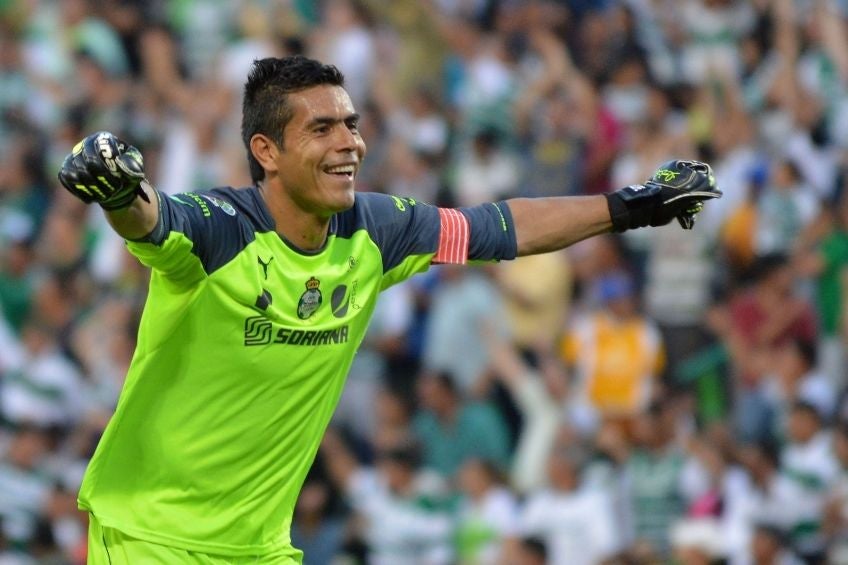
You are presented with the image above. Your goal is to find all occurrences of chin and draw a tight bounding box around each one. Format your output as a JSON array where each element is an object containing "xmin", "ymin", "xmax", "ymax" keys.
[
  {"xmin": 324, "ymin": 193, "xmax": 355, "ymax": 215},
  {"xmin": 313, "ymin": 178, "xmax": 356, "ymax": 214},
  {"xmin": 335, "ymin": 187, "xmax": 357, "ymax": 210}
]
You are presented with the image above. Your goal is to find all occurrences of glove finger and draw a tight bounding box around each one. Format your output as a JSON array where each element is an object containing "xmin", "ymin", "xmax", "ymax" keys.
[
  {"xmin": 116, "ymin": 148, "xmax": 145, "ymax": 180},
  {"xmin": 684, "ymin": 202, "xmax": 704, "ymax": 215},
  {"xmin": 676, "ymin": 200, "xmax": 705, "ymax": 230},
  {"xmin": 58, "ymin": 155, "xmax": 102, "ymax": 203},
  {"xmin": 661, "ymin": 190, "xmax": 722, "ymax": 205},
  {"xmin": 83, "ymin": 132, "xmax": 123, "ymax": 179},
  {"xmin": 678, "ymin": 160, "xmax": 713, "ymax": 175},
  {"xmin": 677, "ymin": 213, "xmax": 696, "ymax": 230},
  {"xmin": 57, "ymin": 153, "xmax": 80, "ymax": 192}
]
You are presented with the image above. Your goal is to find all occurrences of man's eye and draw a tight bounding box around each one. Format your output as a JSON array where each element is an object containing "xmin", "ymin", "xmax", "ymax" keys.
[{"xmin": 315, "ymin": 126, "xmax": 330, "ymax": 134}]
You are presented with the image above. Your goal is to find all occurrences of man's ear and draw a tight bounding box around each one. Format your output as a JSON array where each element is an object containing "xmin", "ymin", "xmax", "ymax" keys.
[{"xmin": 250, "ymin": 134, "xmax": 280, "ymax": 176}]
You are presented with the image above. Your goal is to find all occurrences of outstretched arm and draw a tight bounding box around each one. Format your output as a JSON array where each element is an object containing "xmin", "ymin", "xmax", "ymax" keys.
[
  {"xmin": 509, "ymin": 160, "xmax": 721, "ymax": 256},
  {"xmin": 366, "ymin": 159, "xmax": 721, "ymax": 285},
  {"xmin": 104, "ymin": 181, "xmax": 160, "ymax": 240},
  {"xmin": 508, "ymin": 195, "xmax": 611, "ymax": 256}
]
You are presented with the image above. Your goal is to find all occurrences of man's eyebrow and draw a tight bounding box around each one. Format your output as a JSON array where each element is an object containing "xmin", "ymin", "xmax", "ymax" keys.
[{"xmin": 307, "ymin": 113, "xmax": 360, "ymax": 128}]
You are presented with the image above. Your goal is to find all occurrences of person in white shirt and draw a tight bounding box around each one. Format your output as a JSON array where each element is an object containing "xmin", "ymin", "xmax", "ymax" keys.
[
  {"xmin": 509, "ymin": 447, "xmax": 618, "ymax": 565},
  {"xmin": 321, "ymin": 429, "xmax": 453, "ymax": 565},
  {"xmin": 454, "ymin": 458, "xmax": 519, "ymax": 565},
  {"xmin": 780, "ymin": 402, "xmax": 840, "ymax": 561}
]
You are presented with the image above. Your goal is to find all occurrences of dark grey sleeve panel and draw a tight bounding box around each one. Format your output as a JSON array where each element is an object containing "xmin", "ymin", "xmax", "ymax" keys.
[
  {"xmin": 459, "ymin": 201, "xmax": 518, "ymax": 261},
  {"xmin": 349, "ymin": 193, "xmax": 441, "ymax": 273},
  {"xmin": 140, "ymin": 189, "xmax": 254, "ymax": 274}
]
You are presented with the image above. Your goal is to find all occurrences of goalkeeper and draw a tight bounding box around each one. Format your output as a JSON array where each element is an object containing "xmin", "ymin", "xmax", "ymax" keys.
[{"xmin": 58, "ymin": 56, "xmax": 720, "ymax": 564}]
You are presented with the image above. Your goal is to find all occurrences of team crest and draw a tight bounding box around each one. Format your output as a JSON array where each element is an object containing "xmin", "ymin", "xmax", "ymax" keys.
[{"xmin": 297, "ymin": 277, "xmax": 323, "ymax": 320}]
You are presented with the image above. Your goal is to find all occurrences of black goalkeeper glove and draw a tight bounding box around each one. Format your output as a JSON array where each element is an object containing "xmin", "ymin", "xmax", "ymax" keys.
[
  {"xmin": 57, "ymin": 131, "xmax": 150, "ymax": 211},
  {"xmin": 605, "ymin": 159, "xmax": 722, "ymax": 232}
]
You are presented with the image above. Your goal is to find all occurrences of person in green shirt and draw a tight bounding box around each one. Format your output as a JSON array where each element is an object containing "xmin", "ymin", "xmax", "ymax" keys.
[
  {"xmin": 795, "ymin": 192, "xmax": 848, "ymax": 391},
  {"xmin": 56, "ymin": 55, "xmax": 720, "ymax": 563},
  {"xmin": 414, "ymin": 371, "xmax": 511, "ymax": 476}
]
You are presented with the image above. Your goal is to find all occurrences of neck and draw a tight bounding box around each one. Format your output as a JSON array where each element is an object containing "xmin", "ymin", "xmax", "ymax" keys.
[{"xmin": 259, "ymin": 183, "xmax": 330, "ymax": 251}]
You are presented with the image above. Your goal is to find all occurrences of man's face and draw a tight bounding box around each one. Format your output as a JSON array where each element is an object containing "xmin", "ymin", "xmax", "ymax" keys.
[{"xmin": 275, "ymin": 84, "xmax": 366, "ymax": 216}]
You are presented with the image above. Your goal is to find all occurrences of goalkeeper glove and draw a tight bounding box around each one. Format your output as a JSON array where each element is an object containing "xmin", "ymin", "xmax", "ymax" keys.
[
  {"xmin": 605, "ymin": 159, "xmax": 722, "ymax": 232},
  {"xmin": 57, "ymin": 131, "xmax": 150, "ymax": 211}
]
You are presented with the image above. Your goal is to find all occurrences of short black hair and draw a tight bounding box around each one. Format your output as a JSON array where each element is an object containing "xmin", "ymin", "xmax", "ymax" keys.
[
  {"xmin": 754, "ymin": 522, "xmax": 789, "ymax": 547},
  {"xmin": 241, "ymin": 56, "xmax": 345, "ymax": 183},
  {"xmin": 745, "ymin": 252, "xmax": 788, "ymax": 285},
  {"xmin": 433, "ymin": 371, "xmax": 459, "ymax": 397},
  {"xmin": 789, "ymin": 337, "xmax": 818, "ymax": 370},
  {"xmin": 377, "ymin": 441, "xmax": 421, "ymax": 469},
  {"xmin": 520, "ymin": 537, "xmax": 548, "ymax": 560},
  {"xmin": 746, "ymin": 440, "xmax": 780, "ymax": 470},
  {"xmin": 790, "ymin": 399, "xmax": 821, "ymax": 423}
]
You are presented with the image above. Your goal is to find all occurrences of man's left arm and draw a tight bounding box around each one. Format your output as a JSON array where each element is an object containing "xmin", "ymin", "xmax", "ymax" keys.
[
  {"xmin": 507, "ymin": 159, "xmax": 722, "ymax": 256},
  {"xmin": 363, "ymin": 159, "xmax": 720, "ymax": 285},
  {"xmin": 507, "ymin": 195, "xmax": 612, "ymax": 256}
]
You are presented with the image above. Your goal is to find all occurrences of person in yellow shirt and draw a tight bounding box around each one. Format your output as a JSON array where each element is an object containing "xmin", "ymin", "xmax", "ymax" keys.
[
  {"xmin": 496, "ymin": 251, "xmax": 572, "ymax": 354},
  {"xmin": 560, "ymin": 271, "xmax": 665, "ymax": 435}
]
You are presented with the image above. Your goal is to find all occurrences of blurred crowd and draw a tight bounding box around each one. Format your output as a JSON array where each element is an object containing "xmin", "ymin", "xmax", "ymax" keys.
[{"xmin": 3, "ymin": 0, "xmax": 848, "ymax": 563}]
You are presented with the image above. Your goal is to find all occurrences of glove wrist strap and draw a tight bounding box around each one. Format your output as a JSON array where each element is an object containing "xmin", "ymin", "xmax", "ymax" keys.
[
  {"xmin": 604, "ymin": 192, "xmax": 630, "ymax": 233},
  {"xmin": 99, "ymin": 189, "xmax": 138, "ymax": 211},
  {"xmin": 98, "ymin": 183, "xmax": 149, "ymax": 211},
  {"xmin": 605, "ymin": 184, "xmax": 661, "ymax": 232}
]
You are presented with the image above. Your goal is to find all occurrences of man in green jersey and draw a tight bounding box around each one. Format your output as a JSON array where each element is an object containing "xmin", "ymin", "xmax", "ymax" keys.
[{"xmin": 57, "ymin": 56, "xmax": 721, "ymax": 563}]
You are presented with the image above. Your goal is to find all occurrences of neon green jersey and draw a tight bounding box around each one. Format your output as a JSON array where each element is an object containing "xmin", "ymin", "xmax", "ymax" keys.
[{"xmin": 78, "ymin": 186, "xmax": 516, "ymax": 557}]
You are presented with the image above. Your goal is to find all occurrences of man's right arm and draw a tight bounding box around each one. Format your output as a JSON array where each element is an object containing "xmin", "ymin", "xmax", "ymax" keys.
[
  {"xmin": 104, "ymin": 180, "xmax": 160, "ymax": 241},
  {"xmin": 58, "ymin": 131, "xmax": 245, "ymax": 286}
]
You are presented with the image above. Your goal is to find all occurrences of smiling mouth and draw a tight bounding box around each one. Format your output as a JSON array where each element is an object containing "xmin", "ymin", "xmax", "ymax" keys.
[{"xmin": 324, "ymin": 164, "xmax": 356, "ymax": 180}]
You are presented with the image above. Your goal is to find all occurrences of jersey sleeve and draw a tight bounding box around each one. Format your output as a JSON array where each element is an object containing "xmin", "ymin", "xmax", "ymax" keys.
[
  {"xmin": 353, "ymin": 193, "xmax": 517, "ymax": 289},
  {"xmin": 125, "ymin": 190, "xmax": 250, "ymax": 287}
]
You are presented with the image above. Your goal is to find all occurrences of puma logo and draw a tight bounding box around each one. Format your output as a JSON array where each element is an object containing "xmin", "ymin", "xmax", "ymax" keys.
[{"xmin": 258, "ymin": 256, "xmax": 274, "ymax": 280}]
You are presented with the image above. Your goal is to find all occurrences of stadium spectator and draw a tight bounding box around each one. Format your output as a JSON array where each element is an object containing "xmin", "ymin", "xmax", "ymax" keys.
[
  {"xmin": 509, "ymin": 536, "xmax": 548, "ymax": 565},
  {"xmin": 794, "ymin": 184, "xmax": 848, "ymax": 391},
  {"xmin": 560, "ymin": 270, "xmax": 665, "ymax": 435},
  {"xmin": 761, "ymin": 337, "xmax": 835, "ymax": 436},
  {"xmin": 624, "ymin": 398, "xmax": 688, "ymax": 557},
  {"xmin": 289, "ymin": 478, "xmax": 346, "ymax": 565},
  {"xmin": 453, "ymin": 128, "xmax": 520, "ymax": 206},
  {"xmin": 510, "ymin": 446, "xmax": 618, "ymax": 565},
  {"xmin": 494, "ymin": 249, "xmax": 572, "ymax": 355},
  {"xmin": 413, "ymin": 371, "xmax": 511, "ymax": 477},
  {"xmin": 779, "ymin": 401, "xmax": 839, "ymax": 561},
  {"xmin": 749, "ymin": 523, "xmax": 804, "ymax": 565},
  {"xmin": 484, "ymin": 327, "xmax": 565, "ymax": 494},
  {"xmin": 754, "ymin": 158, "xmax": 819, "ymax": 256},
  {"xmin": 0, "ymin": 424, "xmax": 52, "ymax": 546},
  {"xmin": 708, "ymin": 252, "xmax": 818, "ymax": 442},
  {"xmin": 825, "ymin": 423, "xmax": 848, "ymax": 562},
  {"xmin": 420, "ymin": 265, "xmax": 510, "ymax": 395},
  {"xmin": 321, "ymin": 430, "xmax": 453, "ymax": 565},
  {"xmin": 454, "ymin": 457, "xmax": 519, "ymax": 564}
]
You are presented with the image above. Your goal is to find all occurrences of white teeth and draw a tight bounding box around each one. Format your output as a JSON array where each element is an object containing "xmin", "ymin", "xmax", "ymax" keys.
[{"xmin": 326, "ymin": 165, "xmax": 355, "ymax": 175}]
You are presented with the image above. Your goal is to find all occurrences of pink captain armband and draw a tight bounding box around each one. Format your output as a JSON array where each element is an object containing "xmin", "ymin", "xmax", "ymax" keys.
[{"xmin": 432, "ymin": 208, "xmax": 470, "ymax": 264}]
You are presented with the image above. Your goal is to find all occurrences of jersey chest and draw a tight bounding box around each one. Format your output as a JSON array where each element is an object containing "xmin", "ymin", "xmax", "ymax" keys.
[{"xmin": 204, "ymin": 231, "xmax": 382, "ymax": 348}]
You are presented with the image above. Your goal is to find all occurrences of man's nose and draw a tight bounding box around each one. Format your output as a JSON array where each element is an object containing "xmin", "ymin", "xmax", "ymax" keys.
[
  {"xmin": 332, "ymin": 124, "xmax": 353, "ymax": 145},
  {"xmin": 335, "ymin": 127, "xmax": 365, "ymax": 156}
]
